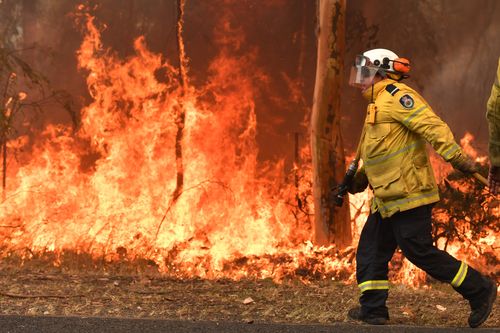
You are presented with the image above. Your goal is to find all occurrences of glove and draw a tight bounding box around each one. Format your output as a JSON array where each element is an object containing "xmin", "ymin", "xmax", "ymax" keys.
[
  {"xmin": 331, "ymin": 184, "xmax": 348, "ymax": 207},
  {"xmin": 451, "ymin": 154, "xmax": 478, "ymax": 174},
  {"xmin": 488, "ymin": 165, "xmax": 500, "ymax": 195},
  {"xmin": 330, "ymin": 172, "xmax": 368, "ymax": 206},
  {"xmin": 348, "ymin": 171, "xmax": 369, "ymax": 194}
]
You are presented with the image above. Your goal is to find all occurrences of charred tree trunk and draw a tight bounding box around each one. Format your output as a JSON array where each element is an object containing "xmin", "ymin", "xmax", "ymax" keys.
[
  {"xmin": 0, "ymin": 73, "xmax": 15, "ymax": 200},
  {"xmin": 296, "ymin": 0, "xmax": 308, "ymax": 77},
  {"xmin": 310, "ymin": 0, "xmax": 351, "ymax": 248},
  {"xmin": 172, "ymin": 0, "xmax": 188, "ymax": 201},
  {"xmin": 2, "ymin": 138, "xmax": 6, "ymax": 197}
]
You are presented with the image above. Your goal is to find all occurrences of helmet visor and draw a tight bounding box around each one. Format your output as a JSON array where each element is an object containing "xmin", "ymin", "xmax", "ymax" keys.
[{"xmin": 348, "ymin": 55, "xmax": 379, "ymax": 88}]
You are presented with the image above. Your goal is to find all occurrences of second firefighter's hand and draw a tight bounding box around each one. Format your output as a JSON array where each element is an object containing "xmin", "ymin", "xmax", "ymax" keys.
[
  {"xmin": 451, "ymin": 154, "xmax": 478, "ymax": 174},
  {"xmin": 488, "ymin": 165, "xmax": 500, "ymax": 195}
]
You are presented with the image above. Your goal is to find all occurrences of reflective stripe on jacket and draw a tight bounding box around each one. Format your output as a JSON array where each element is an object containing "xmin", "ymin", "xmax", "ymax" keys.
[
  {"xmin": 487, "ymin": 58, "xmax": 500, "ymax": 167},
  {"xmin": 360, "ymin": 79, "xmax": 466, "ymax": 218}
]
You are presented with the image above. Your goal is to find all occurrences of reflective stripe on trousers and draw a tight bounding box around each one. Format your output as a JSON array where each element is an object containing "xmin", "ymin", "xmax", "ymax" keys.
[
  {"xmin": 358, "ymin": 280, "xmax": 389, "ymax": 292},
  {"xmin": 451, "ymin": 262, "xmax": 468, "ymax": 288}
]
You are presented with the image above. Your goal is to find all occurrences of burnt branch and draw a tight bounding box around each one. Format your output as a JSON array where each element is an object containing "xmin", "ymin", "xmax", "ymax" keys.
[
  {"xmin": 155, "ymin": 179, "xmax": 234, "ymax": 244},
  {"xmin": 0, "ymin": 291, "xmax": 84, "ymax": 299},
  {"xmin": 432, "ymin": 166, "xmax": 498, "ymax": 266}
]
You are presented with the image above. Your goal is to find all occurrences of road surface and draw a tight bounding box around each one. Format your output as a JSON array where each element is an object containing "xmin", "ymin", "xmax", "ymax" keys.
[{"xmin": 1, "ymin": 315, "xmax": 498, "ymax": 333}]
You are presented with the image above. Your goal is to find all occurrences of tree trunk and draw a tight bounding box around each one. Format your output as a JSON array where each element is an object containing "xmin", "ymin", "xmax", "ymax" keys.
[
  {"xmin": 2, "ymin": 138, "xmax": 6, "ymax": 199},
  {"xmin": 172, "ymin": 0, "xmax": 188, "ymax": 202},
  {"xmin": 310, "ymin": 0, "xmax": 351, "ymax": 248}
]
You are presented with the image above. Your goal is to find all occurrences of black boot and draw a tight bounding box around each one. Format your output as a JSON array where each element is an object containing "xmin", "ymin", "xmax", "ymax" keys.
[
  {"xmin": 468, "ymin": 278, "xmax": 497, "ymax": 328},
  {"xmin": 347, "ymin": 306, "xmax": 388, "ymax": 325}
]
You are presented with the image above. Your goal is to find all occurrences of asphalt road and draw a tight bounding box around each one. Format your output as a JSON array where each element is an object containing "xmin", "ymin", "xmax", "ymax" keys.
[{"xmin": 0, "ymin": 316, "xmax": 498, "ymax": 333}]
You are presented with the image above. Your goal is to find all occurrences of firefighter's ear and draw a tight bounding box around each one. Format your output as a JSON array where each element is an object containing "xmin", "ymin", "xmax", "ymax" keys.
[{"xmin": 393, "ymin": 58, "xmax": 411, "ymax": 73}]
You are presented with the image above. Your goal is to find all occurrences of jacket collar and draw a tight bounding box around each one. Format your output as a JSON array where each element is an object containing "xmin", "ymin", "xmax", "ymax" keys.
[{"xmin": 362, "ymin": 78, "xmax": 397, "ymax": 101}]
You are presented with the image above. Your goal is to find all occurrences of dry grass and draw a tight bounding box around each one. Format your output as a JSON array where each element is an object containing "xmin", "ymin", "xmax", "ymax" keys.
[{"xmin": 0, "ymin": 258, "xmax": 497, "ymax": 328}]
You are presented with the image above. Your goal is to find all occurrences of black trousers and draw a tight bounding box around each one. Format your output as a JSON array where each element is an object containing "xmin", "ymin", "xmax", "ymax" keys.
[{"xmin": 356, "ymin": 204, "xmax": 489, "ymax": 317}]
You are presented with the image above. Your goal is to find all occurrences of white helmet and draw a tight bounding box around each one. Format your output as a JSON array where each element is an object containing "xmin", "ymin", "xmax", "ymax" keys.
[{"xmin": 348, "ymin": 48, "xmax": 411, "ymax": 88}]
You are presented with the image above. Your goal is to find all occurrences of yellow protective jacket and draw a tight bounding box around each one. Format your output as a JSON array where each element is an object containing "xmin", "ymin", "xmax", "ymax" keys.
[
  {"xmin": 356, "ymin": 78, "xmax": 467, "ymax": 218},
  {"xmin": 486, "ymin": 58, "xmax": 500, "ymax": 167}
]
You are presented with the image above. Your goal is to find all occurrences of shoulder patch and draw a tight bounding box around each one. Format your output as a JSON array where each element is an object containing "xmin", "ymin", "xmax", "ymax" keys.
[
  {"xmin": 385, "ymin": 84, "xmax": 400, "ymax": 96},
  {"xmin": 399, "ymin": 94, "xmax": 415, "ymax": 109}
]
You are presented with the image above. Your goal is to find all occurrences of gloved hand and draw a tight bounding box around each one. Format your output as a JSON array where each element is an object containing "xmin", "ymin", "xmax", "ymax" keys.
[
  {"xmin": 330, "ymin": 171, "xmax": 369, "ymax": 207},
  {"xmin": 331, "ymin": 184, "xmax": 348, "ymax": 207},
  {"xmin": 348, "ymin": 172, "xmax": 369, "ymax": 194},
  {"xmin": 451, "ymin": 154, "xmax": 478, "ymax": 174},
  {"xmin": 488, "ymin": 165, "xmax": 500, "ymax": 195}
]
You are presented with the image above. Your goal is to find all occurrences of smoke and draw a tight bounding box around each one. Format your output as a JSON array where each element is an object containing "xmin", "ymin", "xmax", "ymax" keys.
[
  {"xmin": 7, "ymin": 0, "xmax": 498, "ymax": 167},
  {"xmin": 343, "ymin": 0, "xmax": 500, "ymax": 153},
  {"xmin": 6, "ymin": 0, "xmax": 317, "ymax": 170}
]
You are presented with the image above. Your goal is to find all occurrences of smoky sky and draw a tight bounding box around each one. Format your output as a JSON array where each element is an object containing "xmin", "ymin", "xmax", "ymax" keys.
[
  {"xmin": 11, "ymin": 0, "xmax": 500, "ymax": 166},
  {"xmin": 343, "ymin": 0, "xmax": 500, "ymax": 155}
]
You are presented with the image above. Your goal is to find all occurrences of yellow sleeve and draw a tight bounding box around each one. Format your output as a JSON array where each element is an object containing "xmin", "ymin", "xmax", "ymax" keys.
[
  {"xmin": 389, "ymin": 87, "xmax": 464, "ymax": 164},
  {"xmin": 486, "ymin": 58, "xmax": 500, "ymax": 167}
]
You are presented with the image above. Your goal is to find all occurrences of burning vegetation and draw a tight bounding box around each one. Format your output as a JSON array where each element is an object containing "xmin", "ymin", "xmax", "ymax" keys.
[
  {"xmin": 0, "ymin": 3, "xmax": 324, "ymax": 282},
  {"xmin": 0, "ymin": 1, "xmax": 497, "ymax": 292}
]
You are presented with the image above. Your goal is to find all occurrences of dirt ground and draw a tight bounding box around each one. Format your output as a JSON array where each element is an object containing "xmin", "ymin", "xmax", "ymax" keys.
[{"xmin": 0, "ymin": 260, "xmax": 497, "ymax": 329}]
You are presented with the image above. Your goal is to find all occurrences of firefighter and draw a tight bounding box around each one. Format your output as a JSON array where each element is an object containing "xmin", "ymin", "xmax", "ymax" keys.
[
  {"xmin": 346, "ymin": 48, "xmax": 497, "ymax": 327},
  {"xmin": 487, "ymin": 57, "xmax": 500, "ymax": 194}
]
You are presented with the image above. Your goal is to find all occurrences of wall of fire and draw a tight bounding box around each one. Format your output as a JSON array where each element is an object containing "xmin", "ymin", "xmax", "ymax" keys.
[{"xmin": 4, "ymin": 0, "xmax": 499, "ymax": 165}]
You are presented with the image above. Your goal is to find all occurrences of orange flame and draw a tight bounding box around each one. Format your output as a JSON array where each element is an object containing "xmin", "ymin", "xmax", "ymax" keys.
[
  {"xmin": 460, "ymin": 132, "xmax": 488, "ymax": 164},
  {"xmin": 0, "ymin": 6, "xmax": 324, "ymax": 281},
  {"xmin": 0, "ymin": 7, "xmax": 496, "ymax": 287}
]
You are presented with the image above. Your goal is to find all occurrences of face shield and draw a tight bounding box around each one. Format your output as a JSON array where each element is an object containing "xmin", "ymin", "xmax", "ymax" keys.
[{"xmin": 348, "ymin": 55, "xmax": 379, "ymax": 88}]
